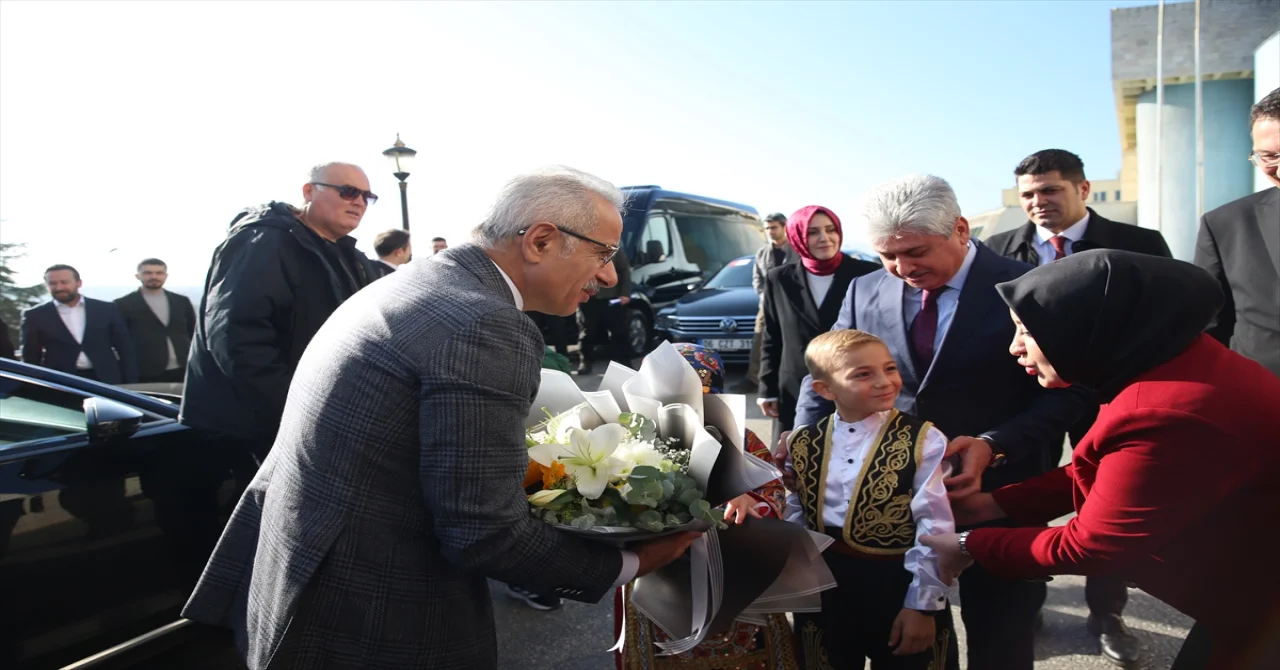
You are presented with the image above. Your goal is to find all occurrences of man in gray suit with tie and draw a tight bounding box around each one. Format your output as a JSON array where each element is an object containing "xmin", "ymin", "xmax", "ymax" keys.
[{"xmin": 182, "ymin": 166, "xmax": 699, "ymax": 669}]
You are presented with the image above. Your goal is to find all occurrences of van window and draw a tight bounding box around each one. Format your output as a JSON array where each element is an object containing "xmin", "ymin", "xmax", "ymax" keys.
[
  {"xmin": 672, "ymin": 215, "xmax": 764, "ymax": 278},
  {"xmin": 633, "ymin": 213, "xmax": 672, "ymax": 267}
]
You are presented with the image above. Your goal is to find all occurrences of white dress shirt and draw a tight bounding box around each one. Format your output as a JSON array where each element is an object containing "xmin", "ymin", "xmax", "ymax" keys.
[
  {"xmin": 491, "ymin": 261, "xmax": 639, "ymax": 588},
  {"xmin": 903, "ymin": 240, "xmax": 977, "ymax": 360},
  {"xmin": 1033, "ymin": 212, "xmax": 1090, "ymax": 266},
  {"xmin": 54, "ymin": 299, "xmax": 93, "ymax": 369},
  {"xmin": 783, "ymin": 410, "xmax": 955, "ymax": 611}
]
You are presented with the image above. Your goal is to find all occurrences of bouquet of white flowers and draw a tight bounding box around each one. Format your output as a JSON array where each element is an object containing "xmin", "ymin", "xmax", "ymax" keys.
[{"xmin": 522, "ymin": 341, "xmax": 836, "ymax": 654}]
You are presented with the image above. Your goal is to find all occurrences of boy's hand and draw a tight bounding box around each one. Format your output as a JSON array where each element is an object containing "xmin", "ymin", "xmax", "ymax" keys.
[
  {"xmin": 723, "ymin": 494, "xmax": 763, "ymax": 525},
  {"xmin": 756, "ymin": 399, "xmax": 780, "ymax": 418},
  {"xmin": 888, "ymin": 608, "xmax": 936, "ymax": 656},
  {"xmin": 773, "ymin": 430, "xmax": 796, "ymax": 490}
]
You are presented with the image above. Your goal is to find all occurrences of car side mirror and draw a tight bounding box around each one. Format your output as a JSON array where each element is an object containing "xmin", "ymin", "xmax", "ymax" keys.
[{"xmin": 84, "ymin": 397, "xmax": 144, "ymax": 444}]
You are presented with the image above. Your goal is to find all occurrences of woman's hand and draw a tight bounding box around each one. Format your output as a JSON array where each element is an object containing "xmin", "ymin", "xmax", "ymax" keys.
[
  {"xmin": 919, "ymin": 533, "xmax": 973, "ymax": 585},
  {"xmin": 888, "ymin": 608, "xmax": 936, "ymax": 656},
  {"xmin": 723, "ymin": 494, "xmax": 763, "ymax": 525},
  {"xmin": 949, "ymin": 492, "xmax": 1007, "ymax": 527}
]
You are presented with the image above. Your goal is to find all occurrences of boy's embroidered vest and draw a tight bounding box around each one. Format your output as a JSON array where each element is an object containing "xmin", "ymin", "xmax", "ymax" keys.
[{"xmin": 789, "ymin": 409, "xmax": 933, "ymax": 555}]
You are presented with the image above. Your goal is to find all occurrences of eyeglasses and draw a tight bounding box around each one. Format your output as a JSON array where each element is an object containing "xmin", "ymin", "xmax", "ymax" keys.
[
  {"xmin": 1248, "ymin": 151, "xmax": 1280, "ymax": 168},
  {"xmin": 311, "ymin": 182, "xmax": 379, "ymax": 205},
  {"xmin": 518, "ymin": 224, "xmax": 620, "ymax": 265}
]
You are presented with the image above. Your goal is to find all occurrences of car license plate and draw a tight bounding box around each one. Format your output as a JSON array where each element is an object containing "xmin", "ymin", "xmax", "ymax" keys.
[{"xmin": 699, "ymin": 338, "xmax": 751, "ymax": 351}]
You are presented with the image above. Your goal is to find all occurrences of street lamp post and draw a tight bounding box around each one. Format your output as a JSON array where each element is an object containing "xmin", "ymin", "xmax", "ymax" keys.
[{"xmin": 382, "ymin": 134, "xmax": 417, "ymax": 231}]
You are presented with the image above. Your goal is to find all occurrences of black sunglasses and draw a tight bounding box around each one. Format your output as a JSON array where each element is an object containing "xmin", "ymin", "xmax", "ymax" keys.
[
  {"xmin": 518, "ymin": 224, "xmax": 620, "ymax": 265},
  {"xmin": 312, "ymin": 182, "xmax": 378, "ymax": 205}
]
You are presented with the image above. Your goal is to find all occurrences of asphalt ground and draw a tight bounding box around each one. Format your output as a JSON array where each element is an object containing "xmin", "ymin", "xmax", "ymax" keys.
[{"xmin": 492, "ymin": 361, "xmax": 1193, "ymax": 669}]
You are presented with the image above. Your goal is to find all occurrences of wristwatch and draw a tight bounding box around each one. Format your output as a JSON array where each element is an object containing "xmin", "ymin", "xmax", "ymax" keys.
[
  {"xmin": 957, "ymin": 530, "xmax": 972, "ymax": 557},
  {"xmin": 978, "ymin": 436, "xmax": 1006, "ymax": 468}
]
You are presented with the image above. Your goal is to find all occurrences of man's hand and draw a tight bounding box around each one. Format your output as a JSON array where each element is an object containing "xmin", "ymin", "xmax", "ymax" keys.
[
  {"xmin": 943, "ymin": 436, "xmax": 993, "ymax": 499},
  {"xmin": 888, "ymin": 608, "xmax": 936, "ymax": 656},
  {"xmin": 632, "ymin": 531, "xmax": 702, "ymax": 577},
  {"xmin": 919, "ymin": 533, "xmax": 973, "ymax": 585},
  {"xmin": 773, "ymin": 430, "xmax": 796, "ymax": 490},
  {"xmin": 756, "ymin": 399, "xmax": 779, "ymax": 418},
  {"xmin": 617, "ymin": 296, "xmax": 631, "ymax": 305},
  {"xmin": 949, "ymin": 492, "xmax": 1007, "ymax": 527},
  {"xmin": 723, "ymin": 494, "xmax": 763, "ymax": 525}
]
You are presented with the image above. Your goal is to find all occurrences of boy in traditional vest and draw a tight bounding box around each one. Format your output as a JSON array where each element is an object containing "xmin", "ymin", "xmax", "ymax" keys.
[{"xmin": 785, "ymin": 329, "xmax": 957, "ymax": 669}]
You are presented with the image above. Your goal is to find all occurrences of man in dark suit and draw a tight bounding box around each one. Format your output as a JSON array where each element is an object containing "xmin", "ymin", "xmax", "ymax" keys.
[
  {"xmin": 986, "ymin": 148, "xmax": 1171, "ymax": 666},
  {"xmin": 372, "ymin": 228, "xmax": 412, "ymax": 278},
  {"xmin": 986, "ymin": 150, "xmax": 1171, "ymax": 266},
  {"xmin": 114, "ymin": 258, "xmax": 197, "ymax": 383},
  {"xmin": 181, "ymin": 166, "xmax": 696, "ymax": 669},
  {"xmin": 1196, "ymin": 87, "xmax": 1280, "ymax": 379},
  {"xmin": 789, "ymin": 175, "xmax": 1089, "ymax": 670},
  {"xmin": 19, "ymin": 264, "xmax": 137, "ymax": 384}
]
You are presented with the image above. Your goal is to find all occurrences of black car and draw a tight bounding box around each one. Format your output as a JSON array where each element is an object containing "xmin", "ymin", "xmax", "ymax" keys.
[
  {"xmin": 654, "ymin": 255, "xmax": 758, "ymax": 364},
  {"xmin": 0, "ymin": 360, "xmax": 249, "ymax": 669}
]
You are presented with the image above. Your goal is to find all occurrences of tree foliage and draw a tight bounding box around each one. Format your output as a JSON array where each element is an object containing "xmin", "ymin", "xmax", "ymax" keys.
[{"xmin": 0, "ymin": 243, "xmax": 47, "ymax": 346}]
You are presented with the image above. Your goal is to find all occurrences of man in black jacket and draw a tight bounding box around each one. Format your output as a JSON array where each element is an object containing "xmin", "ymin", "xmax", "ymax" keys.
[
  {"xmin": 181, "ymin": 162, "xmax": 379, "ymax": 459},
  {"xmin": 1196, "ymin": 87, "xmax": 1280, "ymax": 379},
  {"xmin": 986, "ymin": 149, "xmax": 1171, "ymax": 667},
  {"xmin": 115, "ymin": 258, "xmax": 197, "ymax": 383},
  {"xmin": 576, "ymin": 250, "xmax": 632, "ymax": 375}
]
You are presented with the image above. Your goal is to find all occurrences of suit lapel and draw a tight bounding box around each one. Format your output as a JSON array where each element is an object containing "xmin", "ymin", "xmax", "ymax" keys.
[
  {"xmin": 1257, "ymin": 190, "xmax": 1280, "ymax": 279},
  {"xmin": 922, "ymin": 246, "xmax": 1002, "ymax": 391},
  {"xmin": 40, "ymin": 302, "xmax": 77, "ymax": 344},
  {"xmin": 876, "ymin": 276, "xmax": 921, "ymax": 388}
]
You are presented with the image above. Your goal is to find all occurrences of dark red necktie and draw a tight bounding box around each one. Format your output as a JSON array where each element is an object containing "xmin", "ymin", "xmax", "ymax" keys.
[
  {"xmin": 909, "ymin": 288, "xmax": 943, "ymax": 368},
  {"xmin": 1049, "ymin": 235, "xmax": 1069, "ymax": 261}
]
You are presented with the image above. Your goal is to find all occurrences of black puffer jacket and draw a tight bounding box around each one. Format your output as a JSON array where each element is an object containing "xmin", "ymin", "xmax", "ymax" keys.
[{"xmin": 180, "ymin": 202, "xmax": 377, "ymax": 442}]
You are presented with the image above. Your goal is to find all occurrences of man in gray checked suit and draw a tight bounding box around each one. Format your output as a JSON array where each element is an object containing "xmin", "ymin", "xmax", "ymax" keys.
[{"xmin": 182, "ymin": 166, "xmax": 700, "ymax": 669}]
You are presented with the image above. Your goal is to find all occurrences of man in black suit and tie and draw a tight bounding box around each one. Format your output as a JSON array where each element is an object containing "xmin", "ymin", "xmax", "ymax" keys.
[
  {"xmin": 114, "ymin": 258, "xmax": 197, "ymax": 383},
  {"xmin": 1196, "ymin": 87, "xmax": 1280, "ymax": 379},
  {"xmin": 20, "ymin": 264, "xmax": 137, "ymax": 384},
  {"xmin": 987, "ymin": 148, "xmax": 1172, "ymax": 666},
  {"xmin": 372, "ymin": 228, "xmax": 412, "ymax": 278},
  {"xmin": 789, "ymin": 174, "xmax": 1089, "ymax": 670}
]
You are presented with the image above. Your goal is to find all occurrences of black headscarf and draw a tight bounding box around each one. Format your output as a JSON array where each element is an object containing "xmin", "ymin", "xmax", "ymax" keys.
[{"xmin": 995, "ymin": 249, "xmax": 1223, "ymax": 402}]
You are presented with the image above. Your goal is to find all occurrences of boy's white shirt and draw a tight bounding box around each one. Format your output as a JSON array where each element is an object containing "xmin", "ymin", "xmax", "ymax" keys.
[{"xmin": 783, "ymin": 409, "xmax": 955, "ymax": 611}]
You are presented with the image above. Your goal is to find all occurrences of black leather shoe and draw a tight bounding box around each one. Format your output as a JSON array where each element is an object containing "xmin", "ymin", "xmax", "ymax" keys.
[{"xmin": 1088, "ymin": 614, "xmax": 1143, "ymax": 667}]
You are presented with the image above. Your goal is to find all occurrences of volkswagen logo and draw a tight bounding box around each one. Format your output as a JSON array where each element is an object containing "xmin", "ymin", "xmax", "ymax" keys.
[{"xmin": 719, "ymin": 318, "xmax": 738, "ymax": 332}]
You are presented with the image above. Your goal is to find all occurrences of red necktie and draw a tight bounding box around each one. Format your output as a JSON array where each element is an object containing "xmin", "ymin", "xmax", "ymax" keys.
[
  {"xmin": 1049, "ymin": 236, "xmax": 1069, "ymax": 261},
  {"xmin": 909, "ymin": 288, "xmax": 943, "ymax": 368}
]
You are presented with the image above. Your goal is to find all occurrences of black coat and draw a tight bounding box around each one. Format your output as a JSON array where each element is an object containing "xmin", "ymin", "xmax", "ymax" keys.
[
  {"xmin": 759, "ymin": 255, "xmax": 880, "ymax": 431},
  {"xmin": 984, "ymin": 208, "xmax": 1171, "ymax": 266},
  {"xmin": 114, "ymin": 289, "xmax": 197, "ymax": 381},
  {"xmin": 0, "ymin": 318, "xmax": 13, "ymax": 360},
  {"xmin": 985, "ymin": 209, "xmax": 1173, "ymax": 455},
  {"xmin": 181, "ymin": 202, "xmax": 378, "ymax": 442},
  {"xmin": 20, "ymin": 298, "xmax": 138, "ymax": 384},
  {"xmin": 1195, "ymin": 187, "xmax": 1280, "ymax": 378}
]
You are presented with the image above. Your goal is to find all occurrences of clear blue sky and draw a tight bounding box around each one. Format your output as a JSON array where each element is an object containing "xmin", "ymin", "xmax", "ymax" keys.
[{"xmin": 0, "ymin": 0, "xmax": 1167, "ymax": 290}]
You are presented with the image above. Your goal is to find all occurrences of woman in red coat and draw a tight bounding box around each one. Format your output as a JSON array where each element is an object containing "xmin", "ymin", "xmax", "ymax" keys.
[{"xmin": 921, "ymin": 250, "xmax": 1280, "ymax": 669}]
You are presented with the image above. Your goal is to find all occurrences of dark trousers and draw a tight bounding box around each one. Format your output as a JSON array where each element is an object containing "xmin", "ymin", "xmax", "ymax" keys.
[
  {"xmin": 73, "ymin": 368, "xmax": 99, "ymax": 382},
  {"xmin": 580, "ymin": 299, "xmax": 627, "ymax": 363},
  {"xmin": 796, "ymin": 551, "xmax": 956, "ymax": 669},
  {"xmin": 1086, "ymin": 574, "xmax": 1128, "ymax": 618},
  {"xmin": 956, "ymin": 549, "xmax": 1045, "ymax": 669}
]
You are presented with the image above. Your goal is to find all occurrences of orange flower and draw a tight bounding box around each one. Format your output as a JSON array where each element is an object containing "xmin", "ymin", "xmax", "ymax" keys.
[
  {"xmin": 541, "ymin": 461, "xmax": 566, "ymax": 488},
  {"xmin": 523, "ymin": 459, "xmax": 567, "ymax": 489}
]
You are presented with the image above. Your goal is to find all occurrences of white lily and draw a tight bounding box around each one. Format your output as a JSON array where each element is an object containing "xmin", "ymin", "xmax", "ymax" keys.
[
  {"xmin": 528, "ymin": 489, "xmax": 566, "ymax": 507},
  {"xmin": 529, "ymin": 424, "xmax": 627, "ymax": 499}
]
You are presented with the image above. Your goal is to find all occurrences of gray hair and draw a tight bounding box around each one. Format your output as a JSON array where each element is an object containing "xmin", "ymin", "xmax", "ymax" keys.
[
  {"xmin": 307, "ymin": 162, "xmax": 364, "ymax": 184},
  {"xmin": 862, "ymin": 174, "xmax": 962, "ymax": 243},
  {"xmin": 473, "ymin": 166, "xmax": 624, "ymax": 250}
]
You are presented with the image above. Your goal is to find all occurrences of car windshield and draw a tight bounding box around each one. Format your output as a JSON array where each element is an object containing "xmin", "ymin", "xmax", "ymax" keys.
[
  {"xmin": 672, "ymin": 213, "xmax": 765, "ymax": 279},
  {"xmin": 703, "ymin": 257, "xmax": 754, "ymax": 289}
]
